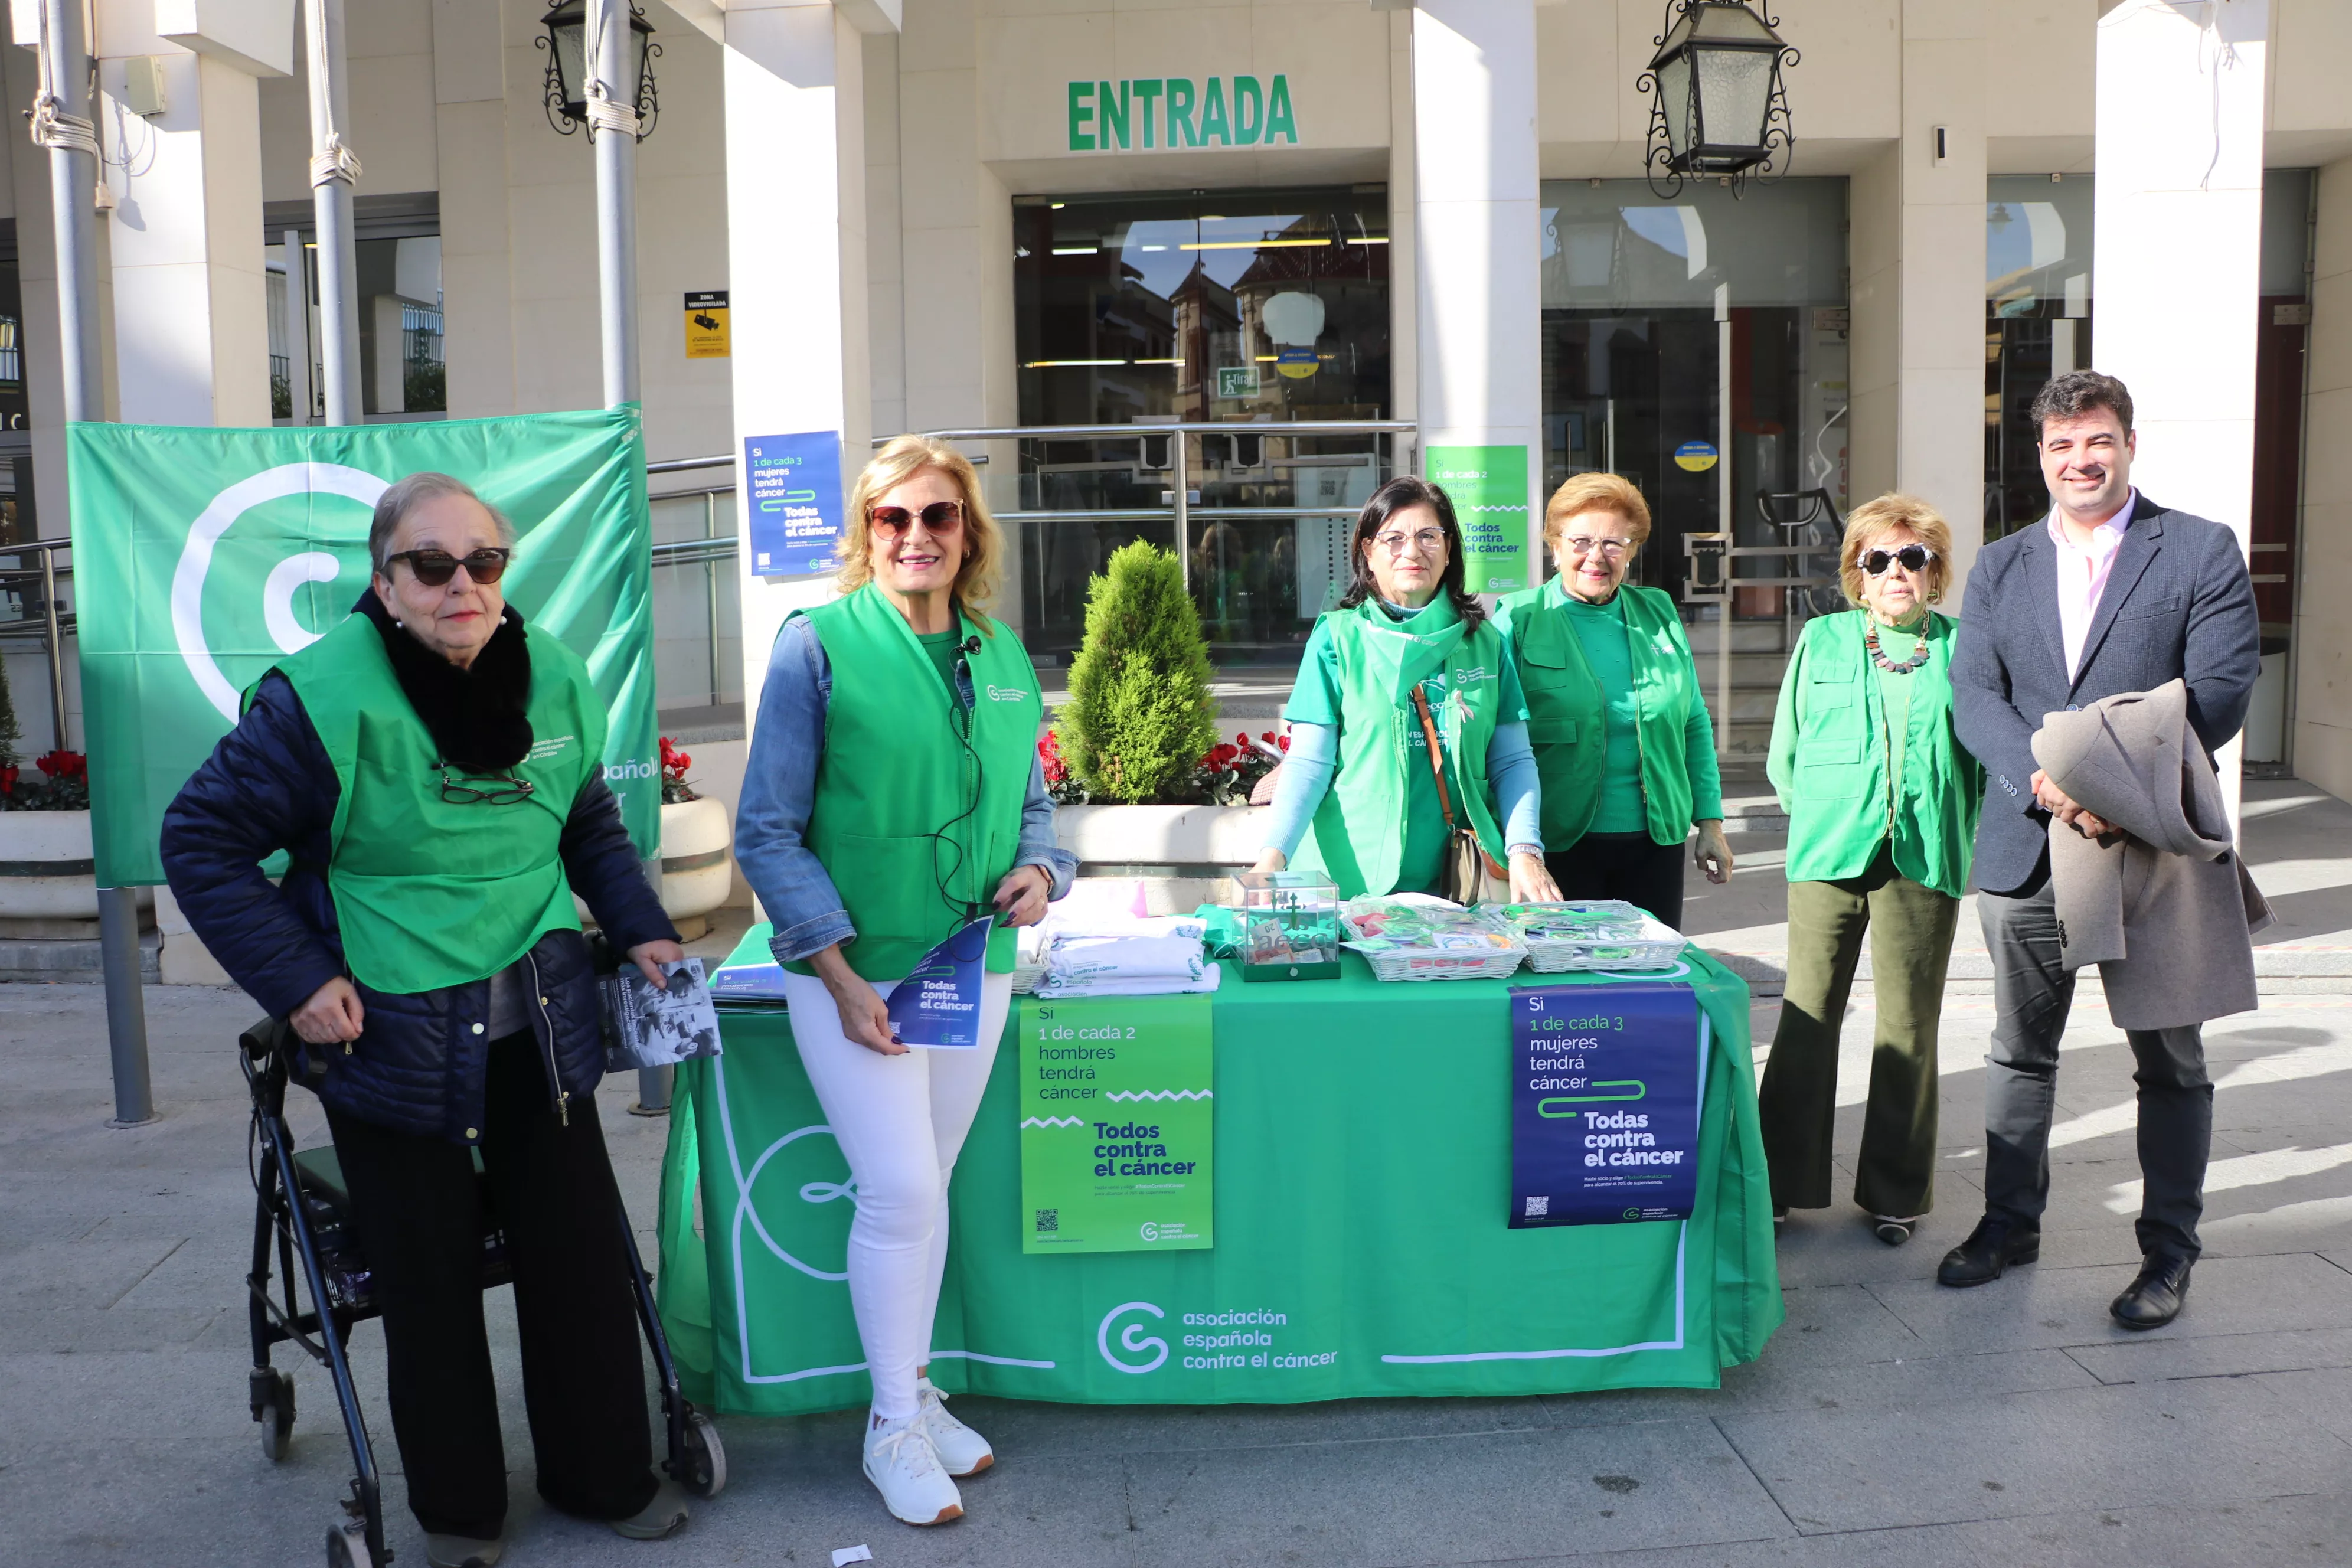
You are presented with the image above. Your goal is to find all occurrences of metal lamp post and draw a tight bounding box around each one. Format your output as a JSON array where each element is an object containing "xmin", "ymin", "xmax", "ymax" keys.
[
  {"xmin": 1639, "ymin": 0, "xmax": 1799, "ymax": 198},
  {"xmin": 538, "ymin": 0, "xmax": 660, "ymax": 141}
]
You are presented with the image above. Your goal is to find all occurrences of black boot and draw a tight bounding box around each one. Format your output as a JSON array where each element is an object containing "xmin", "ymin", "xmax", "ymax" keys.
[
  {"xmin": 2109, "ymin": 1252, "xmax": 2194, "ymax": 1329},
  {"xmin": 1935, "ymin": 1214, "xmax": 2041, "ymax": 1287}
]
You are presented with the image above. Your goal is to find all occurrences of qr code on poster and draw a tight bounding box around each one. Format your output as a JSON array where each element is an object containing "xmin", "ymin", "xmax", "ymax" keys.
[
  {"xmin": 1034, "ymin": 1208, "xmax": 1059, "ymax": 1234},
  {"xmin": 1524, "ymin": 1195, "xmax": 1550, "ymax": 1218}
]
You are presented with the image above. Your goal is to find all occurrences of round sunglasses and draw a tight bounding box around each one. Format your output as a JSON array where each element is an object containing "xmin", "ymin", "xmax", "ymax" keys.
[
  {"xmin": 1862, "ymin": 544, "xmax": 1936, "ymax": 576},
  {"xmin": 870, "ymin": 500, "xmax": 965, "ymax": 538},
  {"xmin": 384, "ymin": 547, "xmax": 512, "ymax": 587}
]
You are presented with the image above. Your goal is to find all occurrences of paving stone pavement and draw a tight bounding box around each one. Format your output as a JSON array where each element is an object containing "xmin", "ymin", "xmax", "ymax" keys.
[{"xmin": 5, "ymin": 960, "xmax": 2352, "ymax": 1564}]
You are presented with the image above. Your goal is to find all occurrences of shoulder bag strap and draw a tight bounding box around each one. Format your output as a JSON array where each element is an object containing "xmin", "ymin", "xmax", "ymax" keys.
[{"xmin": 1412, "ymin": 684, "xmax": 1507, "ymax": 877}]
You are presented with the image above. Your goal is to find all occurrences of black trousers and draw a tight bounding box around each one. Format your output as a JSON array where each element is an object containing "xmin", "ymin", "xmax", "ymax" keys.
[
  {"xmin": 326, "ymin": 1033, "xmax": 659, "ymax": 1539},
  {"xmin": 1977, "ymin": 878, "xmax": 2211, "ymax": 1260},
  {"xmin": 1546, "ymin": 831, "xmax": 1687, "ymax": 930}
]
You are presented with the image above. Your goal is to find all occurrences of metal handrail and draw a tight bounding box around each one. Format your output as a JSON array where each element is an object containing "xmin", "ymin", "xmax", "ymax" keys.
[
  {"xmin": 879, "ymin": 420, "xmax": 1416, "ymax": 589},
  {"xmin": 0, "ymin": 536, "xmax": 71, "ymax": 749}
]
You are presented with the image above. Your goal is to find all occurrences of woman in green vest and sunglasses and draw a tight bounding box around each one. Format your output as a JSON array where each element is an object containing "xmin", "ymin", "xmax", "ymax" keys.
[
  {"xmin": 1250, "ymin": 475, "xmax": 1560, "ymax": 903},
  {"xmin": 1758, "ymin": 494, "xmax": 1981, "ymax": 1246},
  {"xmin": 161, "ymin": 473, "xmax": 694, "ymax": 1564},
  {"xmin": 734, "ymin": 436, "xmax": 1076, "ymax": 1528},
  {"xmin": 1494, "ymin": 472, "xmax": 1732, "ymax": 930}
]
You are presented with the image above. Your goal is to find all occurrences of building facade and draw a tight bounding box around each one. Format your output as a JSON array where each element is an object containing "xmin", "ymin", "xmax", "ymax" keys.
[{"xmin": 5, "ymin": 0, "xmax": 2352, "ymax": 796}]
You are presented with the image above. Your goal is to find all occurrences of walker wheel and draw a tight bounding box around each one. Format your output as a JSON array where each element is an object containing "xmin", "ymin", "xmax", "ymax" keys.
[
  {"xmin": 253, "ymin": 1368, "xmax": 296, "ymax": 1461},
  {"xmin": 324, "ymin": 1518, "xmax": 373, "ymax": 1568},
  {"xmin": 680, "ymin": 1405, "xmax": 727, "ymax": 1498}
]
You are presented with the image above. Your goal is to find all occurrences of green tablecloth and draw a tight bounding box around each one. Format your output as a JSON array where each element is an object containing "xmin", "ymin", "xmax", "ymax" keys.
[{"xmin": 654, "ymin": 943, "xmax": 1781, "ymax": 1416}]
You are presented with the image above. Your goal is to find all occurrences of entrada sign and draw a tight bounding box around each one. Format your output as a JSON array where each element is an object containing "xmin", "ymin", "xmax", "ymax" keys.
[{"xmin": 1067, "ymin": 75, "xmax": 1298, "ymax": 152}]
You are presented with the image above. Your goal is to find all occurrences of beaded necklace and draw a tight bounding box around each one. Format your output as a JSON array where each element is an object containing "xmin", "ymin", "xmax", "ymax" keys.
[{"xmin": 1864, "ymin": 618, "xmax": 1930, "ymax": 675}]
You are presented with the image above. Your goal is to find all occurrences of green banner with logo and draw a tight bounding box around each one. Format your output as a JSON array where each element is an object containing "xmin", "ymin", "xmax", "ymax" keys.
[
  {"xmin": 1018, "ymin": 995, "xmax": 1214, "ymax": 1255},
  {"xmin": 67, "ymin": 407, "xmax": 658, "ymax": 888},
  {"xmin": 1427, "ymin": 443, "xmax": 1531, "ymax": 593}
]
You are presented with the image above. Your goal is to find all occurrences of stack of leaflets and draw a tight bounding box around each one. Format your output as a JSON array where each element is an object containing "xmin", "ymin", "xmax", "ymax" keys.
[{"xmin": 601, "ymin": 958, "xmax": 724, "ymax": 1072}]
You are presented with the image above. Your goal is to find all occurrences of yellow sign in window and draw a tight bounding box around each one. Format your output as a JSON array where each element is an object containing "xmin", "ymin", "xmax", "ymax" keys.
[{"xmin": 684, "ymin": 291, "xmax": 729, "ymax": 359}]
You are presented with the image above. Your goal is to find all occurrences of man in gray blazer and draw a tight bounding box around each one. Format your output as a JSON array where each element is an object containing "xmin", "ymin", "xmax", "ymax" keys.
[{"xmin": 1946, "ymin": 370, "xmax": 2260, "ymax": 1329}]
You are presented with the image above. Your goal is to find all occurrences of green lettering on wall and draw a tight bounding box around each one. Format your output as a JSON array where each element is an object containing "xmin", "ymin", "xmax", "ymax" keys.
[
  {"xmin": 1198, "ymin": 76, "xmax": 1231, "ymax": 145},
  {"xmin": 1266, "ymin": 74, "xmax": 1297, "ymax": 145},
  {"xmin": 1232, "ymin": 75, "xmax": 1264, "ymax": 145},
  {"xmin": 1067, "ymin": 80, "xmax": 1095, "ymax": 151},
  {"xmin": 1165, "ymin": 77, "xmax": 1198, "ymax": 148},
  {"xmin": 1131, "ymin": 78, "xmax": 1165, "ymax": 149},
  {"xmin": 1097, "ymin": 80, "xmax": 1130, "ymax": 151}
]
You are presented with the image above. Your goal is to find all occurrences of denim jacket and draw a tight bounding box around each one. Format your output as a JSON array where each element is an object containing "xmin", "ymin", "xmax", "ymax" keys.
[{"xmin": 736, "ymin": 615, "xmax": 1079, "ymax": 963}]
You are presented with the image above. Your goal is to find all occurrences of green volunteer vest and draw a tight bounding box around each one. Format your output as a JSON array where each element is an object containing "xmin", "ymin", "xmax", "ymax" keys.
[
  {"xmin": 269, "ymin": 613, "xmax": 601, "ymax": 995},
  {"xmin": 1768, "ymin": 609, "xmax": 1981, "ymax": 899},
  {"xmin": 1293, "ymin": 597, "xmax": 1507, "ymax": 899},
  {"xmin": 1499, "ymin": 581, "xmax": 1701, "ymax": 848},
  {"xmin": 790, "ymin": 584, "xmax": 1043, "ymax": 981}
]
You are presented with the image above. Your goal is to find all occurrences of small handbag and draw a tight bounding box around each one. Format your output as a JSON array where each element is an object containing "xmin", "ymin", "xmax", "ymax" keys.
[{"xmin": 1410, "ymin": 684, "xmax": 1507, "ymax": 905}]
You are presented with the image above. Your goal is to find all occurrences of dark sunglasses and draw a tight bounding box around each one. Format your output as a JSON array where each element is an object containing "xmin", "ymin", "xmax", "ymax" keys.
[
  {"xmin": 386, "ymin": 547, "xmax": 512, "ymax": 587},
  {"xmin": 1862, "ymin": 544, "xmax": 1936, "ymax": 576},
  {"xmin": 870, "ymin": 501, "xmax": 965, "ymax": 538},
  {"xmin": 438, "ymin": 767, "xmax": 534, "ymax": 805}
]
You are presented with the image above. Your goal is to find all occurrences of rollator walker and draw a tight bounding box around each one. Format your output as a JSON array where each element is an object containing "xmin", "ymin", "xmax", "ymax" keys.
[{"xmin": 239, "ymin": 1014, "xmax": 726, "ymax": 1566}]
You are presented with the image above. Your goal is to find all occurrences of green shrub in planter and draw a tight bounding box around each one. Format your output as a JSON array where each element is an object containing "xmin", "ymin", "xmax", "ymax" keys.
[{"xmin": 1056, "ymin": 540, "xmax": 1219, "ymax": 804}]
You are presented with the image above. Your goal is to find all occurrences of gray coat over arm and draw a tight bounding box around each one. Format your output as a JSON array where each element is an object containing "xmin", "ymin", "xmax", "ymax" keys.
[{"xmin": 1948, "ymin": 494, "xmax": 2261, "ymax": 896}]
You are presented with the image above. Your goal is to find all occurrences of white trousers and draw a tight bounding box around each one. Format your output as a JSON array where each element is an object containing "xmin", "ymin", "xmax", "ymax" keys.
[{"xmin": 780, "ymin": 967, "xmax": 1012, "ymax": 1420}]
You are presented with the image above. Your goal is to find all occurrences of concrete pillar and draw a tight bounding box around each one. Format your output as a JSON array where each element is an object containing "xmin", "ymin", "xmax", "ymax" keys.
[
  {"xmin": 1847, "ymin": 2, "xmax": 1987, "ymax": 605},
  {"xmin": 725, "ymin": 0, "xmax": 889, "ymax": 723},
  {"xmin": 431, "ymin": 0, "xmax": 515, "ymax": 418},
  {"xmin": 1409, "ymin": 0, "xmax": 1539, "ymax": 592},
  {"xmin": 2094, "ymin": 0, "xmax": 2266, "ymax": 821},
  {"xmin": 96, "ymin": 2, "xmax": 285, "ymax": 427},
  {"xmin": 2290, "ymin": 158, "xmax": 2352, "ymax": 793}
]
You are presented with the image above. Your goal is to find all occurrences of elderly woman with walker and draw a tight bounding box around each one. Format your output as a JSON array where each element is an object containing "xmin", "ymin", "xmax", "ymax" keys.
[
  {"xmin": 162, "ymin": 473, "xmax": 694, "ymax": 1568},
  {"xmin": 733, "ymin": 435, "xmax": 1078, "ymax": 1527},
  {"xmin": 1758, "ymin": 494, "xmax": 1982, "ymax": 1246}
]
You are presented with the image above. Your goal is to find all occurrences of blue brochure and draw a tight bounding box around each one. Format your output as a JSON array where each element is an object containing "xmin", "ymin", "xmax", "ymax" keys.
[
  {"xmin": 886, "ymin": 916, "xmax": 996, "ymax": 1048},
  {"xmin": 1509, "ymin": 982, "xmax": 1706, "ymax": 1227}
]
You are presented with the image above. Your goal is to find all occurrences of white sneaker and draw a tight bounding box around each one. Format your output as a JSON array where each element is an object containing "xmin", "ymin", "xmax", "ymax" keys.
[
  {"xmin": 915, "ymin": 1378, "xmax": 995, "ymax": 1478},
  {"xmin": 862, "ymin": 1412, "xmax": 963, "ymax": 1526}
]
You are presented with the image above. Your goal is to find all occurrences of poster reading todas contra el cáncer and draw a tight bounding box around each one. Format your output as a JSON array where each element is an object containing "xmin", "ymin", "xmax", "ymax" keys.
[
  {"xmin": 1426, "ymin": 443, "xmax": 1530, "ymax": 593},
  {"xmin": 1510, "ymin": 982, "xmax": 1706, "ymax": 1227},
  {"xmin": 1018, "ymin": 994, "xmax": 1214, "ymax": 1255}
]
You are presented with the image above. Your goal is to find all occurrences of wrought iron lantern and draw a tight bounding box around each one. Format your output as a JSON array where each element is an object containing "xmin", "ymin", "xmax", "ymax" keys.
[
  {"xmin": 540, "ymin": 1, "xmax": 660, "ymax": 141},
  {"xmin": 1638, "ymin": 1, "xmax": 1797, "ymax": 197}
]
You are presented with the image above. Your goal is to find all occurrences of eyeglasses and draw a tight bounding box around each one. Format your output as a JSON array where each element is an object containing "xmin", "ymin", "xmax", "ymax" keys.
[
  {"xmin": 1862, "ymin": 544, "xmax": 1937, "ymax": 576},
  {"xmin": 438, "ymin": 767, "xmax": 535, "ymax": 805},
  {"xmin": 870, "ymin": 501, "xmax": 965, "ymax": 538},
  {"xmin": 385, "ymin": 548, "xmax": 511, "ymax": 587},
  {"xmin": 1370, "ymin": 528, "xmax": 1446, "ymax": 557},
  {"xmin": 1563, "ymin": 536, "xmax": 1635, "ymax": 558}
]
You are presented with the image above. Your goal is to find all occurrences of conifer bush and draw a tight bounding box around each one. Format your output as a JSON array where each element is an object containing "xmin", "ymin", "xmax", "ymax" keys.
[{"xmin": 1055, "ymin": 540, "xmax": 1220, "ymax": 803}]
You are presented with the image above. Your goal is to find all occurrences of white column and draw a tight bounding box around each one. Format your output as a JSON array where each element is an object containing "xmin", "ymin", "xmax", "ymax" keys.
[
  {"xmin": 97, "ymin": 1, "xmax": 285, "ymax": 427},
  {"xmin": 1847, "ymin": 2, "xmax": 1987, "ymax": 602},
  {"xmin": 725, "ymin": 0, "xmax": 888, "ymax": 725},
  {"xmin": 2095, "ymin": 0, "xmax": 2267, "ymax": 822},
  {"xmin": 2293, "ymin": 158, "xmax": 2352, "ymax": 796},
  {"xmin": 1409, "ymin": 0, "xmax": 1540, "ymax": 591}
]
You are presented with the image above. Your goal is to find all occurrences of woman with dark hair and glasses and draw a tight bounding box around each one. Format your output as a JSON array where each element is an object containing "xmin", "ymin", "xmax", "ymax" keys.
[
  {"xmin": 1494, "ymin": 471, "xmax": 1730, "ymax": 930},
  {"xmin": 1250, "ymin": 475, "xmax": 1558, "ymax": 903},
  {"xmin": 733, "ymin": 435, "xmax": 1077, "ymax": 1528},
  {"xmin": 1758, "ymin": 493, "xmax": 1981, "ymax": 1247},
  {"xmin": 162, "ymin": 472, "xmax": 694, "ymax": 1565}
]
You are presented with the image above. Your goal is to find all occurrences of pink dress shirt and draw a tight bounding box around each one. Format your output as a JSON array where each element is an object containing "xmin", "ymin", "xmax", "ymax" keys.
[{"xmin": 2048, "ymin": 489, "xmax": 2136, "ymax": 681}]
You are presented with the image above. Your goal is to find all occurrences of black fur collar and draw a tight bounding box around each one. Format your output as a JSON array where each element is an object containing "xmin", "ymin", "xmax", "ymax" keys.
[{"xmin": 357, "ymin": 588, "xmax": 534, "ymax": 772}]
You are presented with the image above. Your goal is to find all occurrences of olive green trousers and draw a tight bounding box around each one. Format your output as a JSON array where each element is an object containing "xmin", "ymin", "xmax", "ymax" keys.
[{"xmin": 1758, "ymin": 845, "xmax": 1959, "ymax": 1217}]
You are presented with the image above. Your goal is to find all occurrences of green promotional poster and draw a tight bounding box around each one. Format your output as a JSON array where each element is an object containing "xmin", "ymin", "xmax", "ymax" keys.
[
  {"xmin": 67, "ymin": 408, "xmax": 659, "ymax": 886},
  {"xmin": 1427, "ymin": 444, "xmax": 1531, "ymax": 593},
  {"xmin": 1018, "ymin": 995, "xmax": 1214, "ymax": 1254}
]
